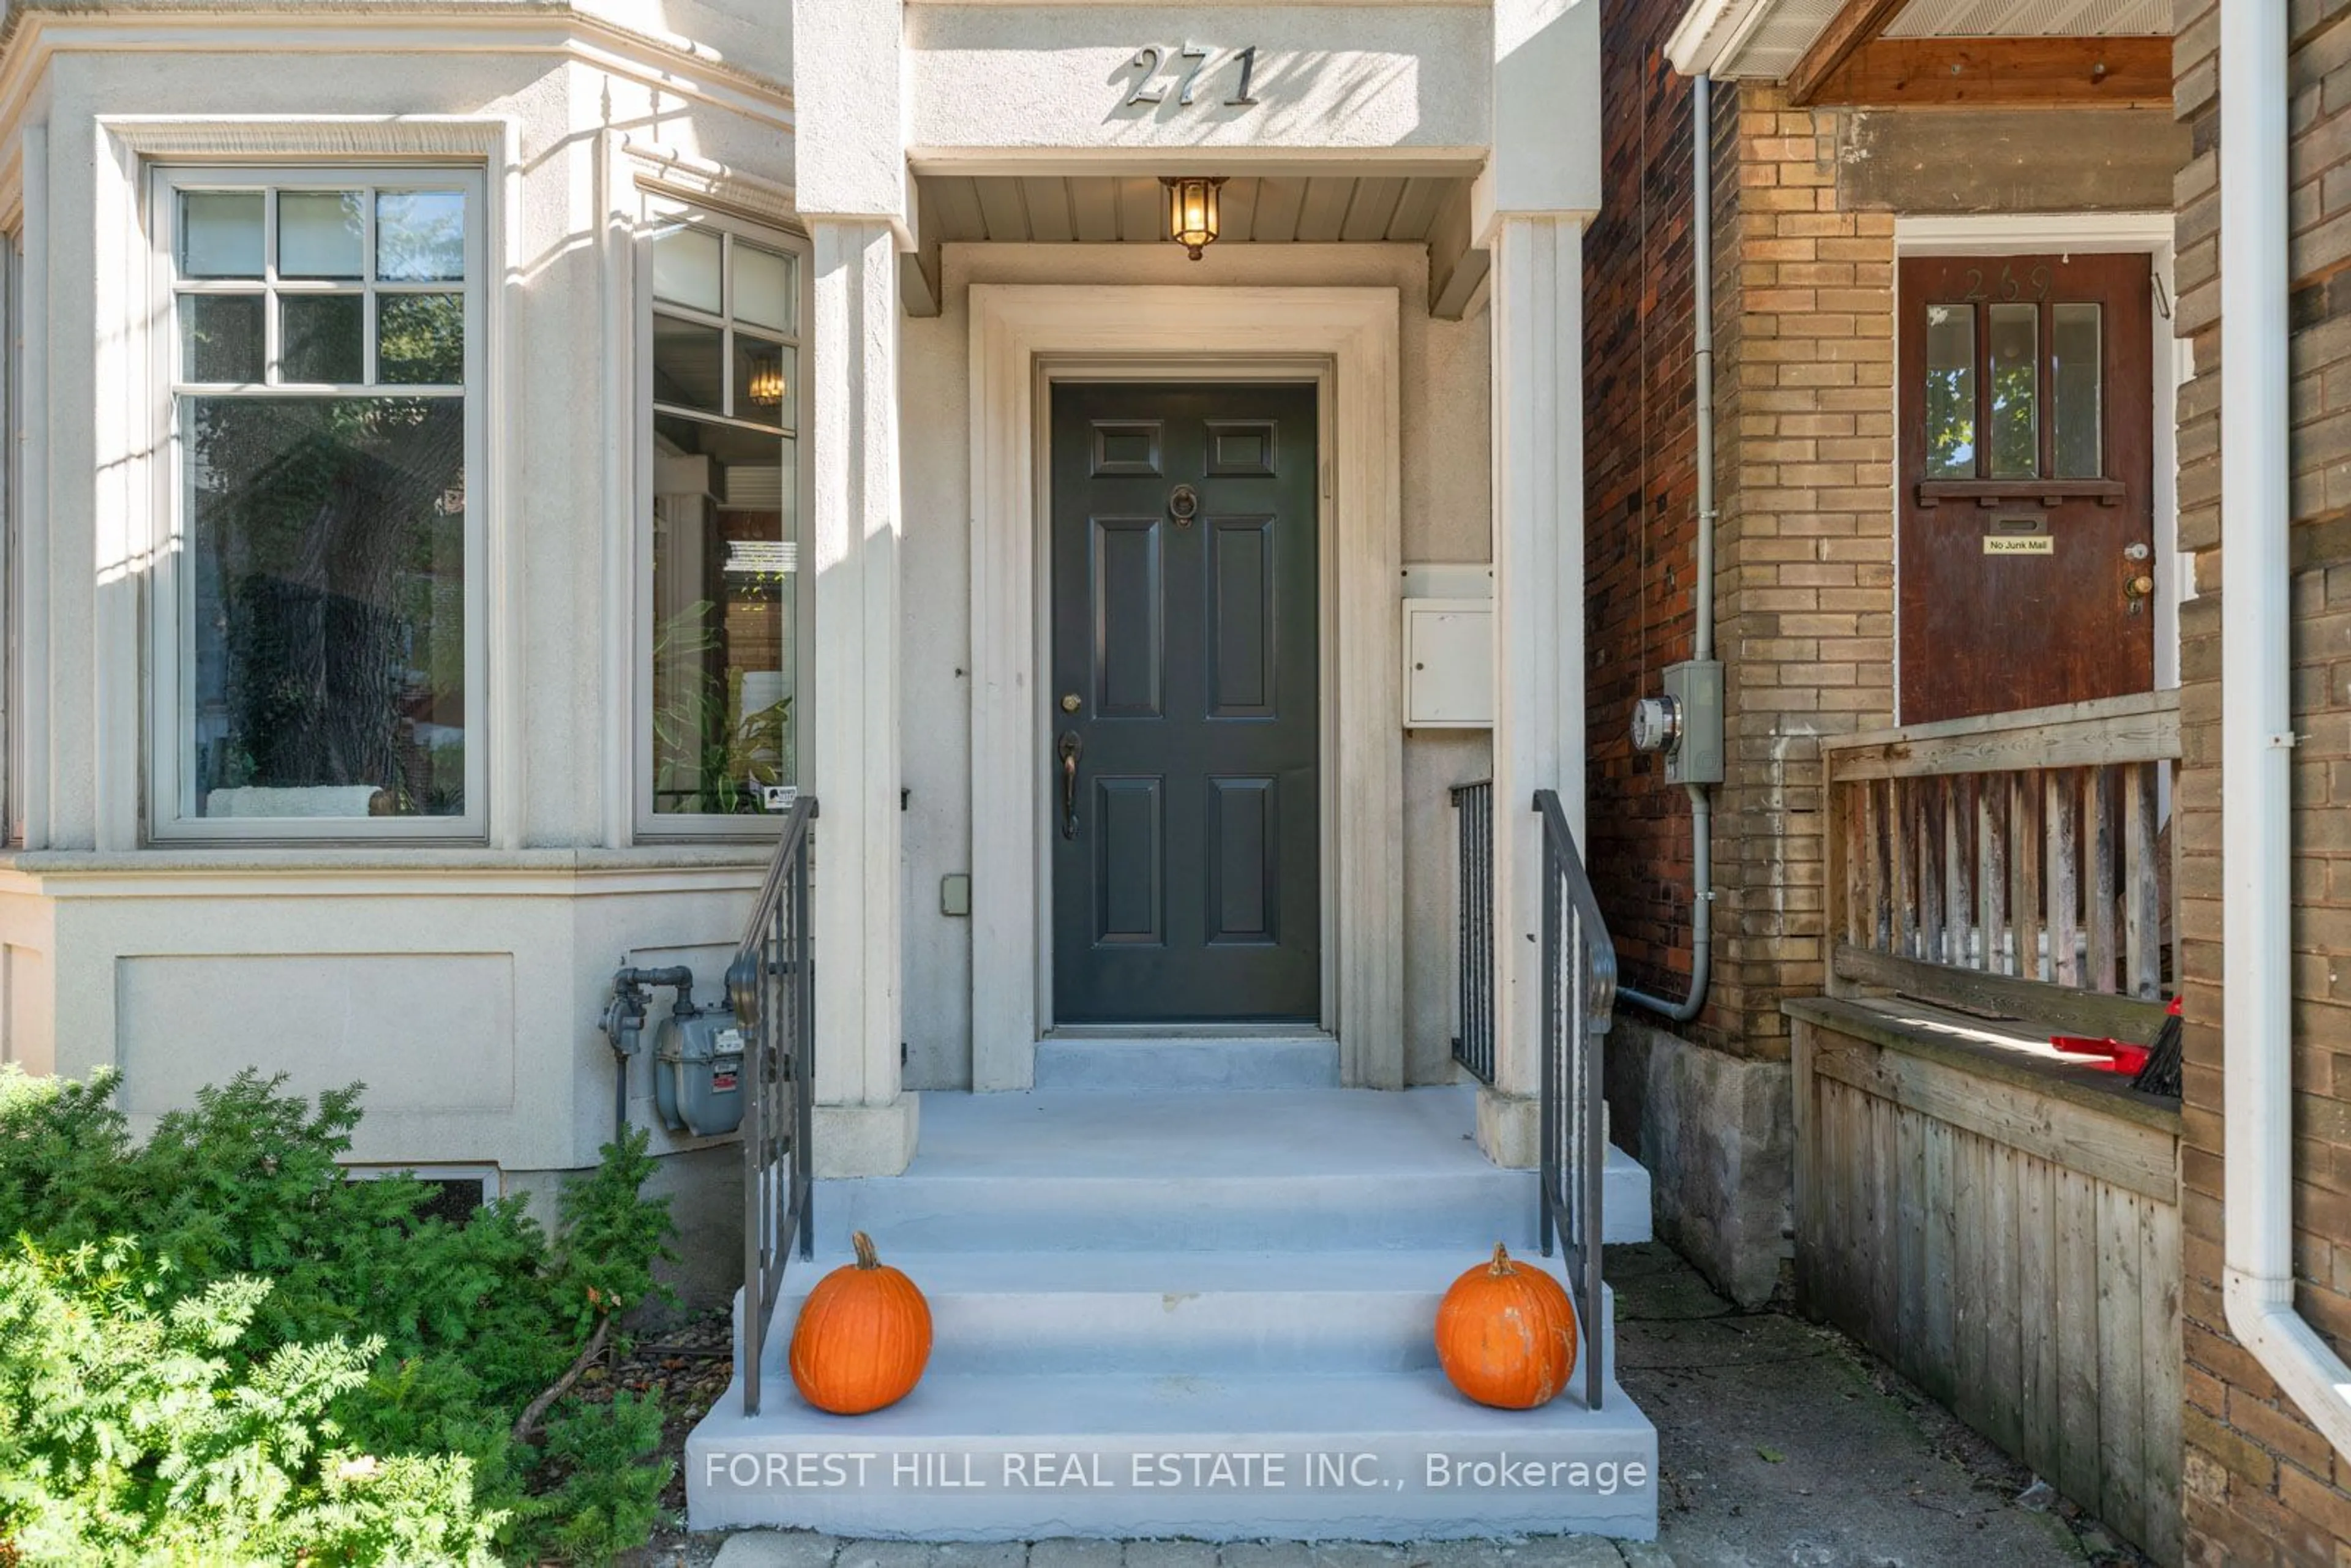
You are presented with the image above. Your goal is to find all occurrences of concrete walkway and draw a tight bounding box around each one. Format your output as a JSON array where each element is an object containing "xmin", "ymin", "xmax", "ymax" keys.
[{"xmin": 670, "ymin": 1242, "xmax": 2139, "ymax": 1568}]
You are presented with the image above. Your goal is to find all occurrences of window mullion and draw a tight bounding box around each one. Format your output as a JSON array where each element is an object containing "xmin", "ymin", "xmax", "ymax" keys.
[{"xmin": 263, "ymin": 188, "xmax": 280, "ymax": 386}]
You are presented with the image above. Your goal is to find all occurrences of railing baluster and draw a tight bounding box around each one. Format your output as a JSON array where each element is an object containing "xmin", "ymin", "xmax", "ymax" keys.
[
  {"xmin": 1978, "ymin": 772, "xmax": 2004, "ymax": 974},
  {"xmin": 2124, "ymin": 760, "xmax": 2161, "ymax": 1000},
  {"xmin": 2015, "ymin": 770, "xmax": 2044, "ymax": 981},
  {"xmin": 2087, "ymin": 765, "xmax": 2118, "ymax": 994},
  {"xmin": 1944, "ymin": 774, "xmax": 1971, "ymax": 969},
  {"xmin": 1892, "ymin": 776, "xmax": 1916, "ymax": 960},
  {"xmin": 1919, "ymin": 778, "xmax": 1943, "ymax": 964},
  {"xmin": 2049, "ymin": 770, "xmax": 2081, "ymax": 989},
  {"xmin": 1866, "ymin": 778, "xmax": 1889, "ymax": 952}
]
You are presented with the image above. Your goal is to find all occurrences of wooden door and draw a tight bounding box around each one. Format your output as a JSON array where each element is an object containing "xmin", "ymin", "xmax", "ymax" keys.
[
  {"xmin": 1048, "ymin": 382, "xmax": 1322, "ymax": 1024},
  {"xmin": 1897, "ymin": 253, "xmax": 2155, "ymax": 724}
]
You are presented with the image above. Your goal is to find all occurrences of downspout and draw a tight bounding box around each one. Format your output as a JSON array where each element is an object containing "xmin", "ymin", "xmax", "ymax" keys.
[
  {"xmin": 1623, "ymin": 72, "xmax": 1717, "ymax": 1024},
  {"xmin": 2219, "ymin": 0, "xmax": 2351, "ymax": 1458}
]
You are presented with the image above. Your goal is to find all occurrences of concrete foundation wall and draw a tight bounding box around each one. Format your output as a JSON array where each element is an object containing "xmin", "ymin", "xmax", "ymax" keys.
[{"xmin": 1604, "ymin": 1016, "xmax": 1793, "ymax": 1309}]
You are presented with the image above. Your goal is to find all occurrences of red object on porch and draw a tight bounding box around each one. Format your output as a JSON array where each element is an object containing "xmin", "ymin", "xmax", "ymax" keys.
[{"xmin": 2050, "ymin": 1035, "xmax": 2153, "ymax": 1075}]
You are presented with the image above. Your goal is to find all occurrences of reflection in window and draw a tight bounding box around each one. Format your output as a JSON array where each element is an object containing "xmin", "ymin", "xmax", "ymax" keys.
[
  {"xmin": 2052, "ymin": 303, "xmax": 2103, "ymax": 480},
  {"xmin": 647, "ymin": 223, "xmax": 801, "ymax": 820},
  {"xmin": 1987, "ymin": 302, "xmax": 2039, "ymax": 479},
  {"xmin": 169, "ymin": 178, "xmax": 475, "ymax": 831},
  {"xmin": 184, "ymin": 399, "xmax": 467, "ymax": 817},
  {"xmin": 1924, "ymin": 304, "xmax": 1975, "ymax": 479}
]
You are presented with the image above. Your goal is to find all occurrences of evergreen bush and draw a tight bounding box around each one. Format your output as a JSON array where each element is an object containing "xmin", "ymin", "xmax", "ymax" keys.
[{"xmin": 0, "ymin": 1065, "xmax": 680, "ymax": 1566}]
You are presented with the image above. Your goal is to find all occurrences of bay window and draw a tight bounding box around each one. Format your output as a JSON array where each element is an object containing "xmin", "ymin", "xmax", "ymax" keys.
[
  {"xmin": 640, "ymin": 212, "xmax": 806, "ymax": 833},
  {"xmin": 155, "ymin": 170, "xmax": 485, "ymax": 841}
]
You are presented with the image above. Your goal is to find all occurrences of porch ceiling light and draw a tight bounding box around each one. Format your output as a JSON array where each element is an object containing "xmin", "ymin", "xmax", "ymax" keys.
[
  {"xmin": 746, "ymin": 358, "xmax": 787, "ymax": 408},
  {"xmin": 1162, "ymin": 176, "xmax": 1226, "ymax": 260}
]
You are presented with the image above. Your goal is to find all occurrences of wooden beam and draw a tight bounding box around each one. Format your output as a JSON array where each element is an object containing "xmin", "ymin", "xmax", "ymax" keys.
[
  {"xmin": 1808, "ymin": 36, "xmax": 2173, "ymax": 109},
  {"xmin": 1787, "ymin": 0, "xmax": 1915, "ymax": 106}
]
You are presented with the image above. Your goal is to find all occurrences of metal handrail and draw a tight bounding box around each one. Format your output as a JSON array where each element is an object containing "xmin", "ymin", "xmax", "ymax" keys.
[
  {"xmin": 1449, "ymin": 779, "xmax": 1496, "ymax": 1086},
  {"xmin": 1534, "ymin": 787, "xmax": 1618, "ymax": 1412},
  {"xmin": 726, "ymin": 795, "xmax": 817, "ymax": 1417}
]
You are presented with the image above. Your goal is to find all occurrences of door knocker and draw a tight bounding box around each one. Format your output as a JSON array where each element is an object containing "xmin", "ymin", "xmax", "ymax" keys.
[{"xmin": 1169, "ymin": 484, "xmax": 1198, "ymax": 527}]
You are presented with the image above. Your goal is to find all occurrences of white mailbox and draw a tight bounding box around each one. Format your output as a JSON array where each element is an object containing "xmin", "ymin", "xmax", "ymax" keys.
[{"xmin": 1401, "ymin": 564, "xmax": 1494, "ymax": 729}]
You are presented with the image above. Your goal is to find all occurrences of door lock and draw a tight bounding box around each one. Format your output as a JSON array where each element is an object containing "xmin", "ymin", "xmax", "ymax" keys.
[
  {"xmin": 1060, "ymin": 692, "xmax": 1082, "ymax": 713},
  {"xmin": 2126, "ymin": 571, "xmax": 2156, "ymax": 616}
]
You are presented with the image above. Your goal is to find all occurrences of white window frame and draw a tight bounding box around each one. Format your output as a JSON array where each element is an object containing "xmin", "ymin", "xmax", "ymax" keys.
[
  {"xmin": 148, "ymin": 165, "xmax": 490, "ymax": 844},
  {"xmin": 632, "ymin": 200, "xmax": 813, "ymax": 841}
]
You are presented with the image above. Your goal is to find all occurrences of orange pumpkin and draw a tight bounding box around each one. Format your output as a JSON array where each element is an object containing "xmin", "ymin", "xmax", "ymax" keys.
[
  {"xmin": 1434, "ymin": 1242, "xmax": 1580, "ymax": 1409},
  {"xmin": 789, "ymin": 1231, "xmax": 933, "ymax": 1415}
]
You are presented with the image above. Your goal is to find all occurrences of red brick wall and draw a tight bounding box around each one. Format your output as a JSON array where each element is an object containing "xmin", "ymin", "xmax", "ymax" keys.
[
  {"xmin": 2175, "ymin": 3, "xmax": 2351, "ymax": 1562},
  {"xmin": 1583, "ymin": 0, "xmax": 1703, "ymax": 1018}
]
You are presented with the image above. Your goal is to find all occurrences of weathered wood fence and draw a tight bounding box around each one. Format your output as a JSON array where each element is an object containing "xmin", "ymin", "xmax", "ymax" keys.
[
  {"xmin": 1823, "ymin": 689, "xmax": 2180, "ymax": 1036},
  {"xmin": 1788, "ymin": 1003, "xmax": 2183, "ymax": 1565},
  {"xmin": 1796, "ymin": 693, "xmax": 2187, "ymax": 1565}
]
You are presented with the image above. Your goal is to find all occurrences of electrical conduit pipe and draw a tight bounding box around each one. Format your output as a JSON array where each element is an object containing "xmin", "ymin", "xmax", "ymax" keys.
[
  {"xmin": 2219, "ymin": 0, "xmax": 2351, "ymax": 1458},
  {"xmin": 1624, "ymin": 72, "xmax": 1717, "ymax": 1024}
]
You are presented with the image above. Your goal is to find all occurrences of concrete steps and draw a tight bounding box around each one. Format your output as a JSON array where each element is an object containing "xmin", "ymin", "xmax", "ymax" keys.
[
  {"xmin": 1033, "ymin": 1034, "xmax": 1342, "ymax": 1092},
  {"xmin": 685, "ymin": 1081, "xmax": 1659, "ymax": 1542}
]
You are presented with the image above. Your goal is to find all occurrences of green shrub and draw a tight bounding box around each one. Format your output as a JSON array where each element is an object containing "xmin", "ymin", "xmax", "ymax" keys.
[{"xmin": 0, "ymin": 1066, "xmax": 680, "ymax": 1567}]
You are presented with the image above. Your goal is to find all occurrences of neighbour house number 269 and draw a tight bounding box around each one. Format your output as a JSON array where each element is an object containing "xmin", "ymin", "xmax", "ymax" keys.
[{"xmin": 1124, "ymin": 43, "xmax": 1262, "ymax": 108}]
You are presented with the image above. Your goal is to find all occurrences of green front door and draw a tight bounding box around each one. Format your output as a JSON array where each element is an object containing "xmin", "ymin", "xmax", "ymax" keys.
[{"xmin": 1048, "ymin": 382, "xmax": 1322, "ymax": 1025}]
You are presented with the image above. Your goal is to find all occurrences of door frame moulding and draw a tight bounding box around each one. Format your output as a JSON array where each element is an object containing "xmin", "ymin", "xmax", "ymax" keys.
[
  {"xmin": 967, "ymin": 285, "xmax": 1403, "ymax": 1093},
  {"xmin": 1888, "ymin": 211, "xmax": 2183, "ymax": 714}
]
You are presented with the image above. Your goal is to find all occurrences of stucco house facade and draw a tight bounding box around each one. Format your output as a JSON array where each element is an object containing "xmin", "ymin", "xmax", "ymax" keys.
[{"xmin": 0, "ymin": 0, "xmax": 1668, "ymax": 1546}]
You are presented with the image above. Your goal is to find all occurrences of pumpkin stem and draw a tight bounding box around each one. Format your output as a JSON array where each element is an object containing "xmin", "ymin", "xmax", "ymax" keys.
[
  {"xmin": 851, "ymin": 1231, "xmax": 881, "ymax": 1270},
  {"xmin": 1490, "ymin": 1242, "xmax": 1515, "ymax": 1276}
]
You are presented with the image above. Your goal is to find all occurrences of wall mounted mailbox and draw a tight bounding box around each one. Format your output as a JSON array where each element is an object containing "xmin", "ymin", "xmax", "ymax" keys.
[{"xmin": 1401, "ymin": 563, "xmax": 1494, "ymax": 729}]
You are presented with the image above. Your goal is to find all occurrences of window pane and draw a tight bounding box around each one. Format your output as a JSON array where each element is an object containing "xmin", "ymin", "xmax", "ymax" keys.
[
  {"xmin": 650, "ymin": 412, "xmax": 797, "ymax": 815},
  {"xmin": 652, "ymin": 313, "xmax": 725, "ymax": 415},
  {"xmin": 181, "ymin": 293, "xmax": 264, "ymax": 383},
  {"xmin": 378, "ymin": 293, "xmax": 465, "ymax": 384},
  {"xmin": 179, "ymin": 193, "xmax": 264, "ymax": 279},
  {"xmin": 1987, "ymin": 302, "xmax": 2040, "ymax": 479},
  {"xmin": 278, "ymin": 192, "xmax": 364, "ymax": 280},
  {"xmin": 2052, "ymin": 302, "xmax": 2104, "ymax": 481},
  {"xmin": 375, "ymin": 191, "xmax": 467, "ymax": 282},
  {"xmin": 281, "ymin": 294, "xmax": 364, "ymax": 384},
  {"xmin": 652, "ymin": 226, "xmax": 722, "ymax": 315},
  {"xmin": 1924, "ymin": 303, "xmax": 1975, "ymax": 480},
  {"xmin": 734, "ymin": 334, "xmax": 795, "ymax": 429},
  {"xmin": 182, "ymin": 396, "xmax": 468, "ymax": 819},
  {"xmin": 733, "ymin": 242, "xmax": 796, "ymax": 334}
]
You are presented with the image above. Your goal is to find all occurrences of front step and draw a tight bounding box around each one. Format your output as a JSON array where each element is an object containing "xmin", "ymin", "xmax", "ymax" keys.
[
  {"xmin": 822, "ymin": 1087, "xmax": 1652, "ymax": 1251},
  {"xmin": 686, "ymin": 1084, "xmax": 1658, "ymax": 1542},
  {"xmin": 762, "ymin": 1247, "xmax": 1606, "ymax": 1375},
  {"xmin": 688, "ymin": 1360, "xmax": 1655, "ymax": 1540},
  {"xmin": 1033, "ymin": 1034, "xmax": 1341, "ymax": 1092}
]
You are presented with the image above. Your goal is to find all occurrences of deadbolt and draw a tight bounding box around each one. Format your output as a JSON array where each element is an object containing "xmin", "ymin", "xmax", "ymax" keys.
[{"xmin": 1060, "ymin": 693, "xmax": 1082, "ymax": 713}]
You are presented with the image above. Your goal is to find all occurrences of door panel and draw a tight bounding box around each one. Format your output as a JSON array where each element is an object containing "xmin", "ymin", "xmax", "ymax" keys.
[
  {"xmin": 1897, "ymin": 253, "xmax": 2155, "ymax": 724},
  {"xmin": 1050, "ymin": 382, "xmax": 1321, "ymax": 1024}
]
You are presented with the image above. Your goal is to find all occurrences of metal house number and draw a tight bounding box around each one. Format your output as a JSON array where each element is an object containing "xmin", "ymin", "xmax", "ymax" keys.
[{"xmin": 1124, "ymin": 43, "xmax": 1261, "ymax": 108}]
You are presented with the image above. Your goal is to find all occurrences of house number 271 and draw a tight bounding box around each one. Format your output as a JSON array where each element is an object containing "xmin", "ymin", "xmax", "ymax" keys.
[{"xmin": 1123, "ymin": 43, "xmax": 1261, "ymax": 108}]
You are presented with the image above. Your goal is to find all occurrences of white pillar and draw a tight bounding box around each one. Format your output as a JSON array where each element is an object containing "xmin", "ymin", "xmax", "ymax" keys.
[
  {"xmin": 808, "ymin": 217, "xmax": 917, "ymax": 1176},
  {"xmin": 1480, "ymin": 213, "xmax": 1588, "ymax": 1168}
]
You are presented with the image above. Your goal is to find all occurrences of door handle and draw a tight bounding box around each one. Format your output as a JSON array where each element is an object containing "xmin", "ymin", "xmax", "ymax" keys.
[{"xmin": 1057, "ymin": 730, "xmax": 1082, "ymax": 840}]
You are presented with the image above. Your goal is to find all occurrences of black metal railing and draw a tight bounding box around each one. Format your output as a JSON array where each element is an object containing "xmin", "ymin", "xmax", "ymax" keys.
[
  {"xmin": 1449, "ymin": 779, "xmax": 1496, "ymax": 1085},
  {"xmin": 1534, "ymin": 787, "xmax": 1618, "ymax": 1412},
  {"xmin": 726, "ymin": 795, "xmax": 817, "ymax": 1417}
]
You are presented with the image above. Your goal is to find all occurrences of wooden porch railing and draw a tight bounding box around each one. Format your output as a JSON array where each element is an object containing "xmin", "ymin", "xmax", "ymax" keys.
[{"xmin": 1822, "ymin": 691, "xmax": 2180, "ymax": 1033}]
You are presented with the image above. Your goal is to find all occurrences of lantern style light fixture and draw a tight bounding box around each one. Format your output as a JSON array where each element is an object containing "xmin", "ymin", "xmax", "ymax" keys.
[
  {"xmin": 1162, "ymin": 176, "xmax": 1227, "ymax": 260},
  {"xmin": 746, "ymin": 357, "xmax": 787, "ymax": 409}
]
